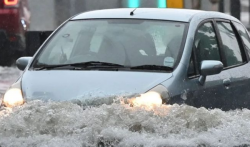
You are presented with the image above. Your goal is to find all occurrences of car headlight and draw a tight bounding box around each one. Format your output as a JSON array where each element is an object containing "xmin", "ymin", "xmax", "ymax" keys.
[
  {"xmin": 2, "ymin": 79, "xmax": 24, "ymax": 108},
  {"xmin": 129, "ymin": 85, "xmax": 170, "ymax": 108},
  {"xmin": 3, "ymin": 88, "xmax": 24, "ymax": 108},
  {"xmin": 131, "ymin": 91, "xmax": 162, "ymax": 107}
]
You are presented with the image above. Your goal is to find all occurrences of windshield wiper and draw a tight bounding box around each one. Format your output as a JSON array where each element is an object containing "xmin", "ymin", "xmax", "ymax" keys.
[
  {"xmin": 130, "ymin": 65, "xmax": 173, "ymax": 71},
  {"xmin": 34, "ymin": 61, "xmax": 125, "ymax": 70},
  {"xmin": 34, "ymin": 62, "xmax": 173, "ymax": 72},
  {"xmin": 72, "ymin": 61, "xmax": 125, "ymax": 68}
]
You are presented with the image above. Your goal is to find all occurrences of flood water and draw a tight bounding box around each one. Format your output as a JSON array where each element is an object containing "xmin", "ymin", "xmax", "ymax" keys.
[{"xmin": 1, "ymin": 67, "xmax": 250, "ymax": 147}]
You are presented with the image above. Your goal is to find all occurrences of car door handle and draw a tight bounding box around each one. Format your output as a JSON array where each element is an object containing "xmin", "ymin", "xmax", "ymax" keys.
[{"xmin": 223, "ymin": 78, "xmax": 231, "ymax": 87}]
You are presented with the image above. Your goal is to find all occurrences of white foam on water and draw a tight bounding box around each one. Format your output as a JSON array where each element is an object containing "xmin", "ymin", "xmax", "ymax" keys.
[
  {"xmin": 1, "ymin": 100, "xmax": 250, "ymax": 147},
  {"xmin": 1, "ymin": 67, "xmax": 250, "ymax": 147}
]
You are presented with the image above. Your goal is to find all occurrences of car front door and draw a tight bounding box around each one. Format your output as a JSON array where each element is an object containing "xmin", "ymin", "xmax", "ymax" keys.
[
  {"xmin": 215, "ymin": 20, "xmax": 250, "ymax": 110},
  {"xmin": 186, "ymin": 20, "xmax": 232, "ymax": 110}
]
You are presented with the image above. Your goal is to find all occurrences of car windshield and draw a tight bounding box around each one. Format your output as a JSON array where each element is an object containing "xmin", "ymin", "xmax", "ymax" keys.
[{"xmin": 33, "ymin": 19, "xmax": 187, "ymax": 69}]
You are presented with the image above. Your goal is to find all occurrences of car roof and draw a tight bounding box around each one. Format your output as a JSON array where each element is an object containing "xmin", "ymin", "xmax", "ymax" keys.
[{"xmin": 72, "ymin": 8, "xmax": 240, "ymax": 23}]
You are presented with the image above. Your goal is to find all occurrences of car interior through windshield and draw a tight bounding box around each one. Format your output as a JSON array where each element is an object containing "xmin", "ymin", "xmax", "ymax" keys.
[{"xmin": 34, "ymin": 19, "xmax": 187, "ymax": 70}]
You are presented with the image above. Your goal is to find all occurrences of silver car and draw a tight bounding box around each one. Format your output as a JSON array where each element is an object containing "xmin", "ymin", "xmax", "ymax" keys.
[{"xmin": 2, "ymin": 8, "xmax": 250, "ymax": 111}]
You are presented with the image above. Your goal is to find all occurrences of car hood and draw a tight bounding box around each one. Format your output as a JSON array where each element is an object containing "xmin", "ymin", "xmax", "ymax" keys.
[{"xmin": 21, "ymin": 70, "xmax": 172, "ymax": 104}]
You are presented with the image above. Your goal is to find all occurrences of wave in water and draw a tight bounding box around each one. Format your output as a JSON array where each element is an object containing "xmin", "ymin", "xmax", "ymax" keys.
[{"xmin": 1, "ymin": 101, "xmax": 250, "ymax": 147}]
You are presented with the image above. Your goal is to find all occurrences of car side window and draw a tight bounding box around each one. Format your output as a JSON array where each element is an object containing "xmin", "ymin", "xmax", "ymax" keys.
[
  {"xmin": 216, "ymin": 22, "xmax": 243, "ymax": 67},
  {"xmin": 194, "ymin": 22, "xmax": 221, "ymax": 71},
  {"xmin": 232, "ymin": 22, "xmax": 250, "ymax": 58}
]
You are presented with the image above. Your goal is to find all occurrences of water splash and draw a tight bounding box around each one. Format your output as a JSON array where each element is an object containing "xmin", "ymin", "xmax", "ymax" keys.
[{"xmin": 1, "ymin": 100, "xmax": 250, "ymax": 147}]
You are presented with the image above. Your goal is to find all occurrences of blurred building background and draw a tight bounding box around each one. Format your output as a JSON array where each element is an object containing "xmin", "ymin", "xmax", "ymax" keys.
[{"xmin": 27, "ymin": 0, "xmax": 248, "ymax": 30}]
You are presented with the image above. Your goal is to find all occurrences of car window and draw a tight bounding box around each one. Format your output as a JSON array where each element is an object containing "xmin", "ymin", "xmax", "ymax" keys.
[
  {"xmin": 35, "ymin": 19, "xmax": 187, "ymax": 69},
  {"xmin": 232, "ymin": 22, "xmax": 250, "ymax": 58},
  {"xmin": 194, "ymin": 22, "xmax": 221, "ymax": 70},
  {"xmin": 216, "ymin": 22, "xmax": 243, "ymax": 67}
]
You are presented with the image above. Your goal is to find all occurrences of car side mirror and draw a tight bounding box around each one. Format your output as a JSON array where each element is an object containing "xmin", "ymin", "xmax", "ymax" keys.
[
  {"xmin": 199, "ymin": 60, "xmax": 223, "ymax": 85},
  {"xmin": 16, "ymin": 57, "xmax": 32, "ymax": 71}
]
